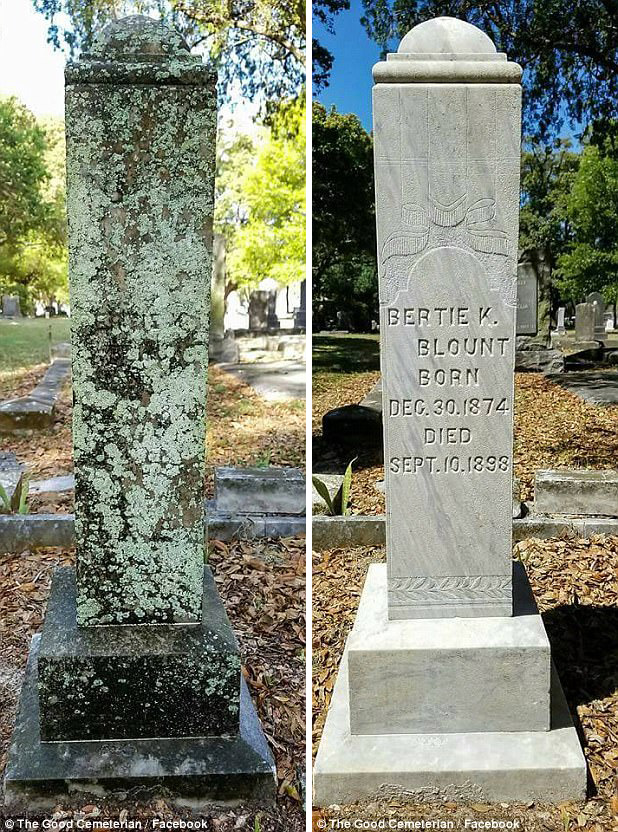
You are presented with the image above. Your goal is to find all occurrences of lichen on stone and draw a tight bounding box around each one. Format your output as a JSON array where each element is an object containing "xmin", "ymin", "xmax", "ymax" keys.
[{"xmin": 65, "ymin": 37, "xmax": 216, "ymax": 627}]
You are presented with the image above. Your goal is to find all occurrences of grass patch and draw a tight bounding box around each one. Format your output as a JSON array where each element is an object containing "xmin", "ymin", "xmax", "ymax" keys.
[
  {"xmin": 0, "ymin": 318, "xmax": 71, "ymax": 371},
  {"xmin": 312, "ymin": 334, "xmax": 380, "ymax": 374}
]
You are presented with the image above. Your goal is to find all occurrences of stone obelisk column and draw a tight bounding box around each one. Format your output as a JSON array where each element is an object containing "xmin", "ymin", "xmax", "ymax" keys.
[
  {"xmin": 66, "ymin": 16, "xmax": 213, "ymax": 627},
  {"xmin": 314, "ymin": 17, "xmax": 586, "ymax": 806},
  {"xmin": 4, "ymin": 16, "xmax": 274, "ymax": 810},
  {"xmin": 374, "ymin": 18, "xmax": 521, "ymax": 619}
]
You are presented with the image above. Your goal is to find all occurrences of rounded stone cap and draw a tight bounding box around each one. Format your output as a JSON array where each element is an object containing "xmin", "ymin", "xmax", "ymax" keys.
[
  {"xmin": 398, "ymin": 17, "xmax": 496, "ymax": 55},
  {"xmin": 372, "ymin": 15, "xmax": 521, "ymax": 84},
  {"xmin": 89, "ymin": 15, "xmax": 191, "ymax": 61},
  {"xmin": 65, "ymin": 14, "xmax": 215, "ymax": 86}
]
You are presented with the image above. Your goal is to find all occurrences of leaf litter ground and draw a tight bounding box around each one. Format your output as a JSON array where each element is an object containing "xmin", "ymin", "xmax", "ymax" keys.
[
  {"xmin": 313, "ymin": 537, "xmax": 618, "ymax": 830},
  {"xmin": 0, "ymin": 365, "xmax": 306, "ymax": 830}
]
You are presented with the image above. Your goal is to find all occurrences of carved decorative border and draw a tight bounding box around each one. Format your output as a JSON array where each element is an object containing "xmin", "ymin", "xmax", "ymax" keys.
[{"xmin": 389, "ymin": 575, "xmax": 511, "ymax": 606}]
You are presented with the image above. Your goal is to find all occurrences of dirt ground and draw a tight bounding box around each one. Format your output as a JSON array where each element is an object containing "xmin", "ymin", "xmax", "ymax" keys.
[
  {"xmin": 313, "ymin": 535, "xmax": 618, "ymax": 830},
  {"xmin": 313, "ymin": 370, "xmax": 618, "ymax": 513}
]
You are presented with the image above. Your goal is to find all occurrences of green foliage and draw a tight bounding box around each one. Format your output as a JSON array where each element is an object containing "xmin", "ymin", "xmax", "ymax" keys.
[
  {"xmin": 316, "ymin": 0, "xmax": 618, "ymax": 140},
  {"xmin": 519, "ymin": 140, "xmax": 579, "ymax": 270},
  {"xmin": 0, "ymin": 473, "xmax": 31, "ymax": 516},
  {"xmin": 0, "ymin": 104, "xmax": 68, "ymax": 309},
  {"xmin": 0, "ymin": 97, "xmax": 49, "ymax": 248},
  {"xmin": 312, "ymin": 457, "xmax": 356, "ymax": 516},
  {"xmin": 556, "ymin": 140, "xmax": 618, "ymax": 304},
  {"xmin": 215, "ymin": 96, "xmax": 305, "ymax": 290},
  {"xmin": 32, "ymin": 0, "xmax": 304, "ymax": 105},
  {"xmin": 312, "ymin": 103, "xmax": 377, "ymax": 330}
]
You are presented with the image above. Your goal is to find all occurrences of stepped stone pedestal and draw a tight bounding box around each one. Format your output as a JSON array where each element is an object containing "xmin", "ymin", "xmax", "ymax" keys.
[
  {"xmin": 4, "ymin": 15, "xmax": 274, "ymax": 812},
  {"xmin": 313, "ymin": 16, "xmax": 586, "ymax": 806}
]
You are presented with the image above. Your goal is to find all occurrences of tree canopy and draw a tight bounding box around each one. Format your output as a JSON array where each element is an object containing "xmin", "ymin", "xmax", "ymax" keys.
[
  {"xmin": 519, "ymin": 140, "xmax": 579, "ymax": 272},
  {"xmin": 33, "ymin": 0, "xmax": 304, "ymax": 105},
  {"xmin": 0, "ymin": 99, "xmax": 68, "ymax": 311},
  {"xmin": 215, "ymin": 97, "xmax": 305, "ymax": 290},
  {"xmin": 556, "ymin": 139, "xmax": 618, "ymax": 305},
  {"xmin": 312, "ymin": 102, "xmax": 377, "ymax": 329},
  {"xmin": 314, "ymin": 0, "xmax": 618, "ymax": 140},
  {"xmin": 0, "ymin": 97, "xmax": 49, "ymax": 249}
]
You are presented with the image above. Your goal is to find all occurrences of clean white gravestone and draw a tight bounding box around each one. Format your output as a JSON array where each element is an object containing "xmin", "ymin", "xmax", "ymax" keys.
[{"xmin": 314, "ymin": 16, "xmax": 586, "ymax": 806}]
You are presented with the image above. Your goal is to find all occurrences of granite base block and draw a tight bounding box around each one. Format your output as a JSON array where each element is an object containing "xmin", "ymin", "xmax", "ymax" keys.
[
  {"xmin": 4, "ymin": 636, "xmax": 276, "ymax": 812},
  {"xmin": 37, "ymin": 568, "xmax": 241, "ymax": 742},
  {"xmin": 313, "ymin": 656, "xmax": 586, "ymax": 806},
  {"xmin": 347, "ymin": 564, "xmax": 550, "ymax": 734}
]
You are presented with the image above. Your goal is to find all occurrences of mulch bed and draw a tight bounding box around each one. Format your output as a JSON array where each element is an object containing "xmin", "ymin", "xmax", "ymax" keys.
[
  {"xmin": 312, "ymin": 535, "xmax": 618, "ymax": 830},
  {"xmin": 312, "ymin": 371, "xmax": 618, "ymax": 513},
  {"xmin": 0, "ymin": 537, "xmax": 305, "ymax": 830},
  {"xmin": 0, "ymin": 364, "xmax": 305, "ymax": 513}
]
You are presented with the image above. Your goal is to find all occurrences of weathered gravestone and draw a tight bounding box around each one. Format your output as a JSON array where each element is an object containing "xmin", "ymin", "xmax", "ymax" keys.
[
  {"xmin": 211, "ymin": 233, "xmax": 226, "ymax": 346},
  {"xmin": 556, "ymin": 306, "xmax": 566, "ymax": 334},
  {"xmin": 4, "ymin": 16, "xmax": 274, "ymax": 810},
  {"xmin": 2, "ymin": 295, "xmax": 21, "ymax": 318},
  {"xmin": 516, "ymin": 260, "xmax": 537, "ymax": 336},
  {"xmin": 587, "ymin": 291, "xmax": 607, "ymax": 343},
  {"xmin": 575, "ymin": 301, "xmax": 596, "ymax": 344},
  {"xmin": 314, "ymin": 16, "xmax": 586, "ymax": 805},
  {"xmin": 209, "ymin": 233, "xmax": 239, "ymax": 362}
]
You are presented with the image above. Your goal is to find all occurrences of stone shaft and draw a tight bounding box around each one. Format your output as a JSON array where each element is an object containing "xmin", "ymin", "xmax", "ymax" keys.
[
  {"xmin": 65, "ymin": 18, "xmax": 216, "ymax": 625},
  {"xmin": 374, "ymin": 50, "xmax": 522, "ymax": 618}
]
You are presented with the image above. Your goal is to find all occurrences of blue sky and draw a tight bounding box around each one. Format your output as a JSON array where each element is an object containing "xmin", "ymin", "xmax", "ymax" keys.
[{"xmin": 313, "ymin": 0, "xmax": 383, "ymax": 130}]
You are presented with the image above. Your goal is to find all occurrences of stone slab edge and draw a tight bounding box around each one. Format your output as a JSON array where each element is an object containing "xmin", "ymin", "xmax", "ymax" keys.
[
  {"xmin": 0, "ymin": 359, "xmax": 71, "ymax": 433},
  {"xmin": 0, "ymin": 510, "xmax": 306, "ymax": 553},
  {"xmin": 4, "ymin": 635, "xmax": 275, "ymax": 812},
  {"xmin": 312, "ymin": 515, "xmax": 618, "ymax": 550}
]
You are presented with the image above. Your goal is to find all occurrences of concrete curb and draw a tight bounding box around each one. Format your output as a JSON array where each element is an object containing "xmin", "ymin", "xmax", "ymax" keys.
[
  {"xmin": 312, "ymin": 514, "xmax": 618, "ymax": 550},
  {"xmin": 0, "ymin": 508, "xmax": 306, "ymax": 553},
  {"xmin": 0, "ymin": 359, "xmax": 71, "ymax": 434}
]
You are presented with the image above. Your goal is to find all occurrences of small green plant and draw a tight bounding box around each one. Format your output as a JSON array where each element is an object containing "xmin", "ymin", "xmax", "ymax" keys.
[
  {"xmin": 312, "ymin": 457, "xmax": 356, "ymax": 516},
  {"xmin": 255, "ymin": 451, "xmax": 272, "ymax": 468},
  {"xmin": 0, "ymin": 472, "xmax": 30, "ymax": 515},
  {"xmin": 254, "ymin": 814, "xmax": 262, "ymax": 832}
]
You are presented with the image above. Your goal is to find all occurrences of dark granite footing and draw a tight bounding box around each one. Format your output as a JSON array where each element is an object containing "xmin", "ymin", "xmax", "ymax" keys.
[
  {"xmin": 38, "ymin": 568, "xmax": 241, "ymax": 741},
  {"xmin": 4, "ymin": 634, "xmax": 276, "ymax": 811}
]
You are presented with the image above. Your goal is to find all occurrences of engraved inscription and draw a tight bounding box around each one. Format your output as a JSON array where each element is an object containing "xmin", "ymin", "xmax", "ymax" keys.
[{"xmin": 374, "ymin": 75, "xmax": 521, "ymax": 616}]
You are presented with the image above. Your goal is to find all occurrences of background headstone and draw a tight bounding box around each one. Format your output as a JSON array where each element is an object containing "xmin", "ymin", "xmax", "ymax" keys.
[
  {"xmin": 516, "ymin": 260, "xmax": 538, "ymax": 336},
  {"xmin": 248, "ymin": 290, "xmax": 269, "ymax": 330},
  {"xmin": 586, "ymin": 291, "xmax": 606, "ymax": 343},
  {"xmin": 556, "ymin": 307, "xmax": 566, "ymax": 334},
  {"xmin": 2, "ymin": 295, "xmax": 21, "ymax": 318},
  {"xmin": 575, "ymin": 302, "xmax": 595, "ymax": 343}
]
